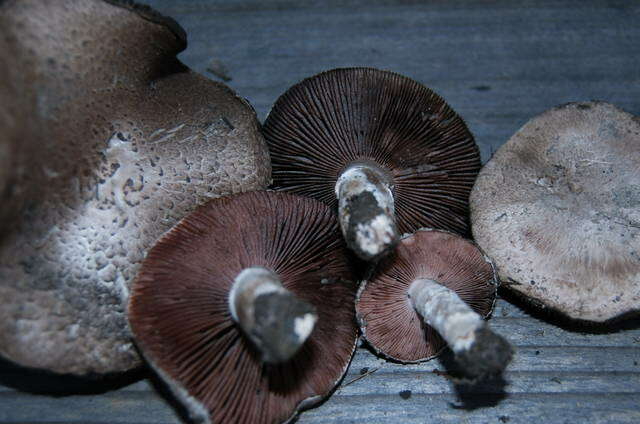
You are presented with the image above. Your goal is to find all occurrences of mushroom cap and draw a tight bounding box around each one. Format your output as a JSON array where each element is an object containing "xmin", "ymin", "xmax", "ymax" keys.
[
  {"xmin": 0, "ymin": 30, "xmax": 39, "ymax": 234},
  {"xmin": 263, "ymin": 67, "xmax": 481, "ymax": 236},
  {"xmin": 128, "ymin": 191, "xmax": 358, "ymax": 424},
  {"xmin": 356, "ymin": 229, "xmax": 498, "ymax": 362},
  {"xmin": 471, "ymin": 101, "xmax": 640, "ymax": 323},
  {"xmin": 0, "ymin": 0, "xmax": 270, "ymax": 375}
]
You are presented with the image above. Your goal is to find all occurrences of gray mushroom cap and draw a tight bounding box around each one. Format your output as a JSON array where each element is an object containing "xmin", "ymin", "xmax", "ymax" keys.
[
  {"xmin": 471, "ymin": 101, "xmax": 640, "ymax": 322},
  {"xmin": 0, "ymin": 0, "xmax": 270, "ymax": 375}
]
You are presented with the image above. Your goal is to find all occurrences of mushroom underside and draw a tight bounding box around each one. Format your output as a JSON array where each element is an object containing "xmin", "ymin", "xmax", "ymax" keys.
[
  {"xmin": 129, "ymin": 192, "xmax": 358, "ymax": 424},
  {"xmin": 263, "ymin": 67, "xmax": 481, "ymax": 259},
  {"xmin": 356, "ymin": 229, "xmax": 502, "ymax": 366}
]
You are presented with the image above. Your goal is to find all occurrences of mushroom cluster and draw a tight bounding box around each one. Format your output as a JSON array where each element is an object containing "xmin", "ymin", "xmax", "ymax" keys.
[
  {"xmin": 263, "ymin": 67, "xmax": 512, "ymax": 379},
  {"xmin": 8, "ymin": 2, "xmax": 633, "ymax": 423},
  {"xmin": 0, "ymin": 2, "xmax": 513, "ymax": 413},
  {"xmin": 117, "ymin": 65, "xmax": 509, "ymax": 423}
]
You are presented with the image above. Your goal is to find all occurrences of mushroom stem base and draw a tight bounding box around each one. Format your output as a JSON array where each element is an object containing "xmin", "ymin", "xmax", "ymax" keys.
[
  {"xmin": 454, "ymin": 324, "xmax": 513, "ymax": 378},
  {"xmin": 408, "ymin": 278, "xmax": 512, "ymax": 377},
  {"xmin": 229, "ymin": 267, "xmax": 317, "ymax": 364},
  {"xmin": 335, "ymin": 164, "xmax": 398, "ymax": 261}
]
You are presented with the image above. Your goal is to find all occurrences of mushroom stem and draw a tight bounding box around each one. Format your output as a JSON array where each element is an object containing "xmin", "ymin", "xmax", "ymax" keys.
[
  {"xmin": 335, "ymin": 164, "xmax": 398, "ymax": 260},
  {"xmin": 408, "ymin": 278, "xmax": 512, "ymax": 377},
  {"xmin": 229, "ymin": 267, "xmax": 317, "ymax": 364}
]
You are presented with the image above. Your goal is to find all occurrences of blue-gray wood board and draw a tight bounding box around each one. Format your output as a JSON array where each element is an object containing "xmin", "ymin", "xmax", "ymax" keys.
[{"xmin": 2, "ymin": 0, "xmax": 640, "ymax": 423}]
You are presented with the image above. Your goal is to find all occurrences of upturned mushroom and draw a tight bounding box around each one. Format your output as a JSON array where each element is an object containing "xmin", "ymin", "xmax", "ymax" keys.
[
  {"xmin": 471, "ymin": 101, "xmax": 640, "ymax": 323},
  {"xmin": 356, "ymin": 229, "xmax": 512, "ymax": 378},
  {"xmin": 128, "ymin": 191, "xmax": 358, "ymax": 424},
  {"xmin": 0, "ymin": 0, "xmax": 270, "ymax": 375},
  {"xmin": 263, "ymin": 67, "xmax": 481, "ymax": 261}
]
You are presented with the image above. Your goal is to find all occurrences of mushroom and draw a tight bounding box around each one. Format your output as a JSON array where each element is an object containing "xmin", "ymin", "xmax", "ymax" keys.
[
  {"xmin": 263, "ymin": 67, "xmax": 481, "ymax": 261},
  {"xmin": 471, "ymin": 101, "xmax": 640, "ymax": 323},
  {"xmin": 0, "ymin": 31, "xmax": 39, "ymax": 234},
  {"xmin": 0, "ymin": 0, "xmax": 271, "ymax": 375},
  {"xmin": 356, "ymin": 229, "xmax": 512, "ymax": 378},
  {"xmin": 128, "ymin": 191, "xmax": 358, "ymax": 424}
]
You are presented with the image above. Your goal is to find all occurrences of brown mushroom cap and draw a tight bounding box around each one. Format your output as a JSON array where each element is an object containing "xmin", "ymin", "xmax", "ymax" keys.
[
  {"xmin": 0, "ymin": 30, "xmax": 39, "ymax": 234},
  {"xmin": 471, "ymin": 101, "xmax": 640, "ymax": 323},
  {"xmin": 263, "ymin": 67, "xmax": 481, "ymax": 237},
  {"xmin": 356, "ymin": 229, "xmax": 498, "ymax": 363},
  {"xmin": 0, "ymin": 0, "xmax": 270, "ymax": 375},
  {"xmin": 128, "ymin": 191, "xmax": 358, "ymax": 424}
]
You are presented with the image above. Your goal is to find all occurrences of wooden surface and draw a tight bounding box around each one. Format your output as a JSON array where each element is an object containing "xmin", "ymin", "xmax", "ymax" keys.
[{"xmin": 2, "ymin": 0, "xmax": 640, "ymax": 423}]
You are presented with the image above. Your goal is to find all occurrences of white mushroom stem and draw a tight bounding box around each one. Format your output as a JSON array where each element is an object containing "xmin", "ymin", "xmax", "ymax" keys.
[
  {"xmin": 229, "ymin": 267, "xmax": 317, "ymax": 364},
  {"xmin": 408, "ymin": 278, "xmax": 512, "ymax": 377},
  {"xmin": 335, "ymin": 164, "xmax": 398, "ymax": 261},
  {"xmin": 408, "ymin": 279, "xmax": 483, "ymax": 353}
]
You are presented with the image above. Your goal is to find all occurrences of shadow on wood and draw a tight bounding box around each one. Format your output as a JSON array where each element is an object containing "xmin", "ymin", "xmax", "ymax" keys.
[
  {"xmin": 0, "ymin": 355, "xmax": 146, "ymax": 396},
  {"xmin": 437, "ymin": 349, "xmax": 509, "ymax": 411},
  {"xmin": 498, "ymin": 288, "xmax": 640, "ymax": 334}
]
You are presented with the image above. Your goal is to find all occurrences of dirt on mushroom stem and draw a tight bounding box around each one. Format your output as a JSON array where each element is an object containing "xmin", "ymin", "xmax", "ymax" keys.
[
  {"xmin": 408, "ymin": 278, "xmax": 513, "ymax": 378},
  {"xmin": 335, "ymin": 162, "xmax": 398, "ymax": 261},
  {"xmin": 228, "ymin": 267, "xmax": 317, "ymax": 364}
]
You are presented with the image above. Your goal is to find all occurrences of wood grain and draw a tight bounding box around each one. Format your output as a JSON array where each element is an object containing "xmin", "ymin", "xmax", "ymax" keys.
[{"xmin": 1, "ymin": 0, "xmax": 639, "ymax": 423}]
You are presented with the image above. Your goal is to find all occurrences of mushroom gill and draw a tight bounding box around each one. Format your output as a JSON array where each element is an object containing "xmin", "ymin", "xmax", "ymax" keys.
[
  {"xmin": 129, "ymin": 191, "xmax": 358, "ymax": 424},
  {"xmin": 263, "ymin": 67, "xmax": 480, "ymax": 260}
]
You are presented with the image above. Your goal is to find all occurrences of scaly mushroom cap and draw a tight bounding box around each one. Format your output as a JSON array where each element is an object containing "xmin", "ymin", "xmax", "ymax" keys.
[
  {"xmin": 356, "ymin": 229, "xmax": 498, "ymax": 362},
  {"xmin": 263, "ymin": 67, "xmax": 481, "ymax": 236},
  {"xmin": 129, "ymin": 191, "xmax": 358, "ymax": 424},
  {"xmin": 0, "ymin": 0, "xmax": 270, "ymax": 375},
  {"xmin": 471, "ymin": 101, "xmax": 640, "ymax": 323}
]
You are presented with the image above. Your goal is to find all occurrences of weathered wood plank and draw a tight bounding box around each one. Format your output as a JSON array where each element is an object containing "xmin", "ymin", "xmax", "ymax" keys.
[
  {"xmin": 298, "ymin": 393, "xmax": 640, "ymax": 424},
  {"xmin": 0, "ymin": 391, "xmax": 180, "ymax": 424},
  {"xmin": 348, "ymin": 346, "xmax": 640, "ymax": 373},
  {"xmin": 144, "ymin": 0, "xmax": 640, "ymax": 163},
  {"xmin": 335, "ymin": 370, "xmax": 640, "ymax": 396},
  {"xmin": 1, "ymin": 0, "xmax": 639, "ymax": 423},
  {"xmin": 2, "ymin": 373, "xmax": 640, "ymax": 423}
]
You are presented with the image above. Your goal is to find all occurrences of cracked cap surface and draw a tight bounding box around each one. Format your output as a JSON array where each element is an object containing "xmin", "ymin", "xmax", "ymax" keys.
[
  {"xmin": 471, "ymin": 101, "xmax": 640, "ymax": 322},
  {"xmin": 0, "ymin": 0, "xmax": 270, "ymax": 375}
]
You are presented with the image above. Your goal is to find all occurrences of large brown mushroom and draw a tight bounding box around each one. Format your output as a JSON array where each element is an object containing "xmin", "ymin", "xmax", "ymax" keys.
[
  {"xmin": 471, "ymin": 101, "xmax": 640, "ymax": 323},
  {"xmin": 263, "ymin": 67, "xmax": 481, "ymax": 261},
  {"xmin": 0, "ymin": 0, "xmax": 270, "ymax": 375},
  {"xmin": 128, "ymin": 191, "xmax": 358, "ymax": 424},
  {"xmin": 356, "ymin": 229, "xmax": 512, "ymax": 378}
]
